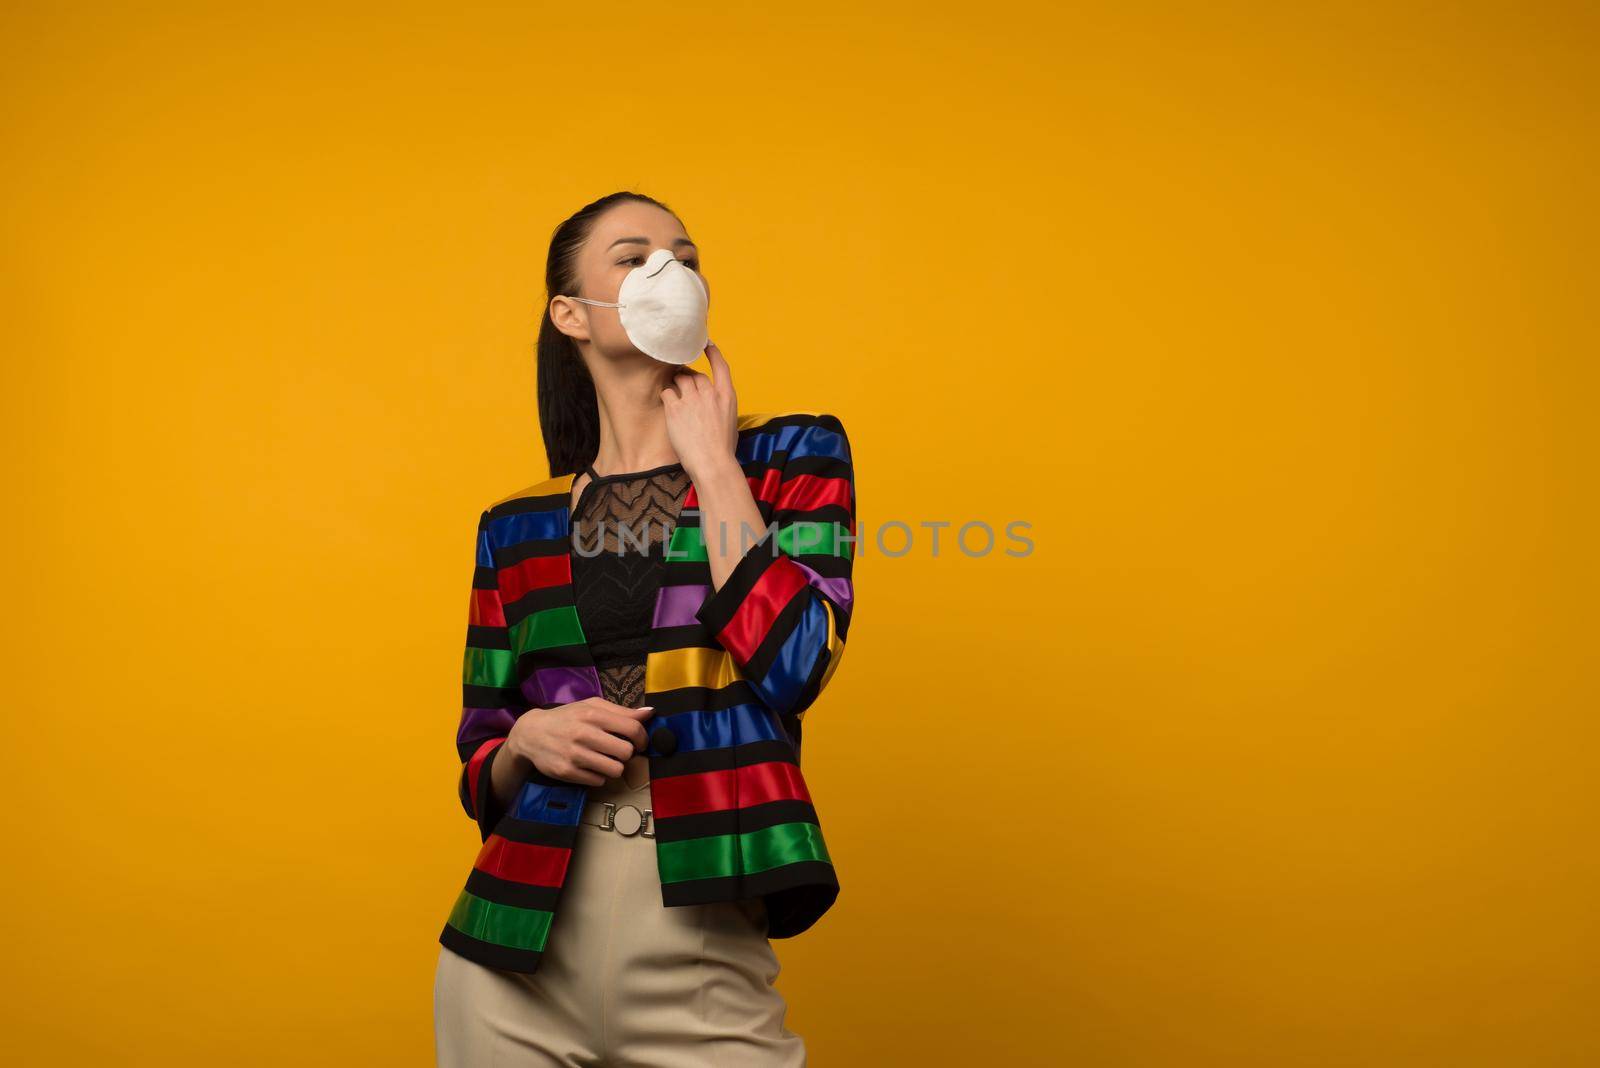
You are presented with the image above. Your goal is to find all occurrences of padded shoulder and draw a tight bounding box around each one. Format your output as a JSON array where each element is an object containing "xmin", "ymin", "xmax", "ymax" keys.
[{"xmin": 485, "ymin": 472, "xmax": 577, "ymax": 514}]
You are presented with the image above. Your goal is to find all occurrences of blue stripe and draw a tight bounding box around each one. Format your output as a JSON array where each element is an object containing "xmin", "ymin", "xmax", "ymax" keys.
[
  {"xmin": 513, "ymin": 780, "xmax": 585, "ymax": 825},
  {"xmin": 754, "ymin": 597, "xmax": 831, "ymax": 711},
  {"xmin": 737, "ymin": 421, "xmax": 850, "ymax": 467},
  {"xmin": 657, "ymin": 703, "xmax": 788, "ymax": 752},
  {"xmin": 493, "ymin": 507, "xmax": 568, "ymax": 547},
  {"xmin": 788, "ymin": 424, "xmax": 849, "ymax": 463},
  {"xmin": 476, "ymin": 525, "xmax": 496, "ymax": 568}
]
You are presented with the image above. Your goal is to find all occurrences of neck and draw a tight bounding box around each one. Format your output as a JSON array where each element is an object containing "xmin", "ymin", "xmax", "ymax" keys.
[{"xmin": 587, "ymin": 355, "xmax": 682, "ymax": 475}]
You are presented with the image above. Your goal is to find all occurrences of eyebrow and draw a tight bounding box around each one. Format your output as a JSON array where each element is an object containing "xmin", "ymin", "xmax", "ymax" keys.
[{"xmin": 605, "ymin": 236, "xmax": 697, "ymax": 252}]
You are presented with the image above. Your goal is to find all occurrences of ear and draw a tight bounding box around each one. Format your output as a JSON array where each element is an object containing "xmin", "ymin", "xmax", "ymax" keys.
[{"xmin": 548, "ymin": 295, "xmax": 592, "ymax": 342}]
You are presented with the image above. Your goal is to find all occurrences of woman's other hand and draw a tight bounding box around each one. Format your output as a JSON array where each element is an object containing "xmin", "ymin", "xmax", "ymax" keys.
[
  {"xmin": 661, "ymin": 339, "xmax": 739, "ymax": 479},
  {"xmin": 504, "ymin": 698, "xmax": 654, "ymax": 787}
]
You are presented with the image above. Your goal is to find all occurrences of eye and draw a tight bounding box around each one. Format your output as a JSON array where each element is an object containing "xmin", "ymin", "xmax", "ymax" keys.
[{"xmin": 618, "ymin": 255, "xmax": 700, "ymax": 270}]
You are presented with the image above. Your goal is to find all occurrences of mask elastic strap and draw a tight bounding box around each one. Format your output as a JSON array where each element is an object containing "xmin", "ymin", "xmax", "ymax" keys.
[{"xmin": 567, "ymin": 296, "xmax": 623, "ymax": 308}]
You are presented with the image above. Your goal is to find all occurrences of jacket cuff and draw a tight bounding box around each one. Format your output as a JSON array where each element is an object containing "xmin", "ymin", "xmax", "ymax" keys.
[
  {"xmin": 695, "ymin": 525, "xmax": 803, "ymax": 647},
  {"xmin": 463, "ymin": 736, "xmax": 509, "ymax": 842}
]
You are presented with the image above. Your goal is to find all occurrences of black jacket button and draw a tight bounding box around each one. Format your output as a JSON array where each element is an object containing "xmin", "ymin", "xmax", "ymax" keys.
[{"xmin": 650, "ymin": 725, "xmax": 678, "ymax": 756}]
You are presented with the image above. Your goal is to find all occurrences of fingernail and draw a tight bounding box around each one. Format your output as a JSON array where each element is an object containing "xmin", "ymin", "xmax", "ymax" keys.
[{"xmin": 638, "ymin": 705, "xmax": 654, "ymax": 711}]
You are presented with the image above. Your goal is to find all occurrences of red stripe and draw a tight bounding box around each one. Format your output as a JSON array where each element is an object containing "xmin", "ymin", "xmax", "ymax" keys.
[
  {"xmin": 690, "ymin": 470, "xmax": 848, "ymax": 514},
  {"xmin": 681, "ymin": 470, "xmax": 787, "ymax": 511},
  {"xmin": 749, "ymin": 468, "xmax": 784, "ymax": 506},
  {"xmin": 465, "ymin": 736, "xmax": 505, "ymax": 818},
  {"xmin": 500, "ymin": 554, "xmax": 571, "ymax": 603},
  {"xmin": 469, "ymin": 587, "xmax": 505, "ymax": 628},
  {"xmin": 774, "ymin": 473, "xmax": 850, "ymax": 513},
  {"xmin": 650, "ymin": 760, "xmax": 812, "ymax": 818},
  {"xmin": 472, "ymin": 834, "xmax": 572, "ymax": 887},
  {"xmin": 716, "ymin": 556, "xmax": 809, "ymax": 662}
]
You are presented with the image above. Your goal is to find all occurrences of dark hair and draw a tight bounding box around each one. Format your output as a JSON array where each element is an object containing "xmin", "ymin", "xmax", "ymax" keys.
[{"xmin": 537, "ymin": 190, "xmax": 680, "ymax": 476}]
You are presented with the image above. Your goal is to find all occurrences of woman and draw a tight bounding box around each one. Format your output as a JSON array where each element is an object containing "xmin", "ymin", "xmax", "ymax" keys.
[{"xmin": 434, "ymin": 191, "xmax": 857, "ymax": 1066}]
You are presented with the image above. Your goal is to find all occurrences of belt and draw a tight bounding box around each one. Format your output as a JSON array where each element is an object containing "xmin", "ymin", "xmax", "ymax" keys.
[{"xmin": 582, "ymin": 800, "xmax": 655, "ymax": 837}]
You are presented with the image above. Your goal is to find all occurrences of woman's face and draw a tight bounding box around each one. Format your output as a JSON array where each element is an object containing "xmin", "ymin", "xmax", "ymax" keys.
[{"xmin": 552, "ymin": 200, "xmax": 707, "ymax": 363}]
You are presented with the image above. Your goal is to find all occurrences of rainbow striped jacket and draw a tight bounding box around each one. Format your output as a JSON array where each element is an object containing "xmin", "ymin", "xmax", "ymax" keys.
[{"xmin": 439, "ymin": 411, "xmax": 855, "ymax": 974}]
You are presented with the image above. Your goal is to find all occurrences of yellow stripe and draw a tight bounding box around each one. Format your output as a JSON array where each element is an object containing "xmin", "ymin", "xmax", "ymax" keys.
[
  {"xmin": 817, "ymin": 600, "xmax": 846, "ymax": 693},
  {"xmin": 646, "ymin": 645, "xmax": 746, "ymax": 693},
  {"xmin": 490, "ymin": 471, "xmax": 576, "ymax": 509},
  {"xmin": 736, "ymin": 410, "xmax": 822, "ymax": 432}
]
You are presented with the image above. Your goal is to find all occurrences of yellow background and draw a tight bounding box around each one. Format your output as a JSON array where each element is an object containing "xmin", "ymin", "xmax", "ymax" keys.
[{"xmin": 4, "ymin": 2, "xmax": 1595, "ymax": 1064}]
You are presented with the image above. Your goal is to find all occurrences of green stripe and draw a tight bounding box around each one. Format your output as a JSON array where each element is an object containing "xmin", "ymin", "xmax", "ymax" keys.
[
  {"xmin": 668, "ymin": 524, "xmax": 708, "ymax": 562},
  {"xmin": 668, "ymin": 522, "xmax": 852, "ymax": 563},
  {"xmin": 445, "ymin": 888, "xmax": 552, "ymax": 952},
  {"xmin": 463, "ymin": 646, "xmax": 516, "ymax": 688},
  {"xmin": 776, "ymin": 521, "xmax": 852, "ymax": 559},
  {"xmin": 657, "ymin": 822, "xmax": 831, "ymax": 883},
  {"xmin": 509, "ymin": 604, "xmax": 585, "ymax": 656}
]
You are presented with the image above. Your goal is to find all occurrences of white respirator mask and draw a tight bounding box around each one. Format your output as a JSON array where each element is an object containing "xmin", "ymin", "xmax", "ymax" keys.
[{"xmin": 565, "ymin": 247, "xmax": 709, "ymax": 366}]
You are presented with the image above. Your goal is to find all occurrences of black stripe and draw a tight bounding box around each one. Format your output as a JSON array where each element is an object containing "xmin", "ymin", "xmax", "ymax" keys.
[
  {"xmin": 650, "ymin": 738, "xmax": 797, "ymax": 778},
  {"xmin": 775, "ymin": 453, "xmax": 852, "ymax": 481},
  {"xmin": 439, "ymin": 925, "xmax": 546, "ymax": 974},
  {"xmin": 462, "ymin": 684, "xmax": 524, "ymax": 710},
  {"xmin": 659, "ymin": 862, "xmax": 839, "ymax": 938},
  {"xmin": 496, "ymin": 536, "xmax": 570, "ymax": 570},
  {"xmin": 647, "ymin": 622, "xmax": 720, "ymax": 652},
  {"xmin": 503, "ymin": 584, "xmax": 577, "ymax": 627},
  {"xmin": 491, "ymin": 816, "xmax": 580, "ymax": 850},
  {"xmin": 783, "ymin": 711, "xmax": 803, "ymax": 754},
  {"xmin": 650, "ymin": 799, "xmax": 819, "ymax": 843},
  {"xmin": 466, "ymin": 624, "xmax": 511, "ymax": 650},
  {"xmin": 644, "ymin": 680, "xmax": 767, "ymax": 716},
  {"xmin": 516, "ymin": 642, "xmax": 589, "ymax": 672},
  {"xmin": 768, "ymin": 505, "xmax": 857, "ymax": 530},
  {"xmin": 738, "ymin": 589, "xmax": 811, "ymax": 687},
  {"xmin": 463, "ymin": 868, "xmax": 563, "ymax": 912}
]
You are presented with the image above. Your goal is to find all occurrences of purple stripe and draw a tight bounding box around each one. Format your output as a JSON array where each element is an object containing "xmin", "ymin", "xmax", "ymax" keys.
[
  {"xmin": 791, "ymin": 559, "xmax": 854, "ymax": 615},
  {"xmin": 457, "ymin": 707, "xmax": 516, "ymax": 746},
  {"xmin": 525, "ymin": 665, "xmax": 601, "ymax": 706},
  {"xmin": 654, "ymin": 583, "xmax": 710, "ymax": 629}
]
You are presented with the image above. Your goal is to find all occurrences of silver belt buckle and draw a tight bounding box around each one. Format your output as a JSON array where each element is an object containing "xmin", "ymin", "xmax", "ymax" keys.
[{"xmin": 600, "ymin": 802, "xmax": 654, "ymax": 837}]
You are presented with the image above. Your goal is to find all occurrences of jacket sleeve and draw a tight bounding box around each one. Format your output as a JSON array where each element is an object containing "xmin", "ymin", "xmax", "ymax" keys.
[
  {"xmin": 455, "ymin": 508, "xmax": 527, "ymax": 841},
  {"xmin": 695, "ymin": 413, "xmax": 855, "ymax": 725}
]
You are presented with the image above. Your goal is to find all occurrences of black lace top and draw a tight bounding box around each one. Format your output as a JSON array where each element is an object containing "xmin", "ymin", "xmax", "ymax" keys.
[{"xmin": 569, "ymin": 461, "xmax": 693, "ymax": 706}]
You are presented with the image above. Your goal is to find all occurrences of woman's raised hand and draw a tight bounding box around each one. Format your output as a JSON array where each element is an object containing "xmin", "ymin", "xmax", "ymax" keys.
[
  {"xmin": 661, "ymin": 339, "xmax": 740, "ymax": 479},
  {"xmin": 505, "ymin": 698, "xmax": 655, "ymax": 787}
]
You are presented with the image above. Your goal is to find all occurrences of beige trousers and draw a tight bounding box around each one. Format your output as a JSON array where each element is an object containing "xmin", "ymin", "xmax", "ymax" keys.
[{"xmin": 434, "ymin": 756, "xmax": 807, "ymax": 1067}]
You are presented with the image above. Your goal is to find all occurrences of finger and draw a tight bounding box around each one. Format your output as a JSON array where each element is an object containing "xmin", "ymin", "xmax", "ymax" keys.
[
  {"xmin": 705, "ymin": 340, "xmax": 731, "ymax": 391},
  {"xmin": 591, "ymin": 708, "xmax": 652, "ymax": 747},
  {"xmin": 571, "ymin": 747, "xmax": 625, "ymax": 780},
  {"xmin": 581, "ymin": 726, "xmax": 636, "ymax": 764}
]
